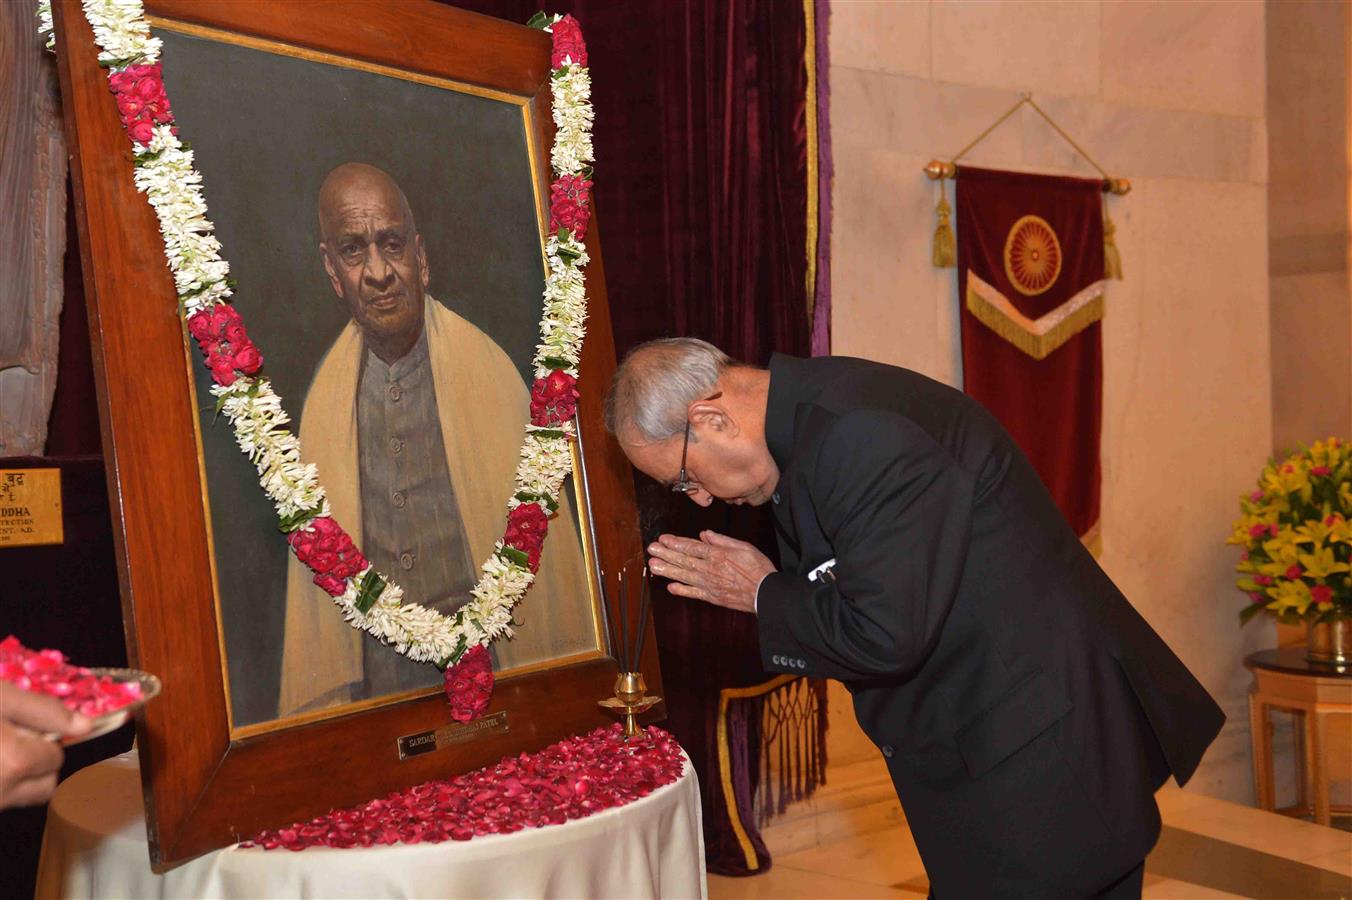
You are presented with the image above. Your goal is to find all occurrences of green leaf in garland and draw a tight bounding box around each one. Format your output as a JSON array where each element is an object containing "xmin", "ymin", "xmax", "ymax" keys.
[
  {"xmin": 515, "ymin": 491, "xmax": 559, "ymax": 514},
  {"xmin": 99, "ymin": 55, "xmax": 141, "ymax": 70},
  {"xmin": 526, "ymin": 10, "xmax": 552, "ymax": 29},
  {"xmin": 540, "ymin": 356, "xmax": 572, "ymax": 371},
  {"xmin": 529, "ymin": 428, "xmax": 567, "ymax": 440},
  {"xmin": 276, "ymin": 508, "xmax": 318, "ymax": 534},
  {"xmin": 133, "ymin": 148, "xmax": 165, "ymax": 166},
  {"xmin": 498, "ymin": 545, "xmax": 531, "ymax": 568},
  {"xmin": 557, "ymin": 245, "xmax": 582, "ymax": 264},
  {"xmin": 353, "ymin": 570, "xmax": 386, "ymax": 614},
  {"xmin": 437, "ymin": 633, "xmax": 471, "ymax": 669}
]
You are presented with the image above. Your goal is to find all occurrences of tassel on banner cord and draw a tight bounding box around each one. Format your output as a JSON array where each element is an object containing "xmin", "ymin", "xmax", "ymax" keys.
[
  {"xmin": 933, "ymin": 188, "xmax": 956, "ymax": 268},
  {"xmin": 1103, "ymin": 211, "xmax": 1123, "ymax": 280}
]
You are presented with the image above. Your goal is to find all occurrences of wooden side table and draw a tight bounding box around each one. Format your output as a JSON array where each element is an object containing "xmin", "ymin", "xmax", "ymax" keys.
[{"xmin": 1245, "ymin": 648, "xmax": 1352, "ymax": 825}]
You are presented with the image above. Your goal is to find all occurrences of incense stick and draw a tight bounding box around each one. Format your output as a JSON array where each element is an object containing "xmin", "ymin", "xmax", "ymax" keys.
[
  {"xmin": 617, "ymin": 568, "xmax": 630, "ymax": 671},
  {"xmin": 633, "ymin": 566, "xmax": 651, "ymax": 669},
  {"xmin": 601, "ymin": 567, "xmax": 621, "ymax": 669}
]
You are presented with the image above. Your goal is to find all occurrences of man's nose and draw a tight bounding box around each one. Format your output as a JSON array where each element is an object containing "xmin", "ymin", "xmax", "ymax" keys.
[
  {"xmin": 685, "ymin": 488, "xmax": 713, "ymax": 508},
  {"xmin": 362, "ymin": 245, "xmax": 395, "ymax": 288}
]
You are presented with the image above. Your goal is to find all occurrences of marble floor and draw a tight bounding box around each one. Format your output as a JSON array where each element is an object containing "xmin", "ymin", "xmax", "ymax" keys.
[{"xmin": 708, "ymin": 760, "xmax": 1352, "ymax": 899}]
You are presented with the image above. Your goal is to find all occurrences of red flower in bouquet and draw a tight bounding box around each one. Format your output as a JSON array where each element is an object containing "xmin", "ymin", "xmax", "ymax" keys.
[
  {"xmin": 548, "ymin": 174, "xmax": 593, "ymax": 240},
  {"xmin": 504, "ymin": 502, "xmax": 550, "ymax": 572},
  {"xmin": 444, "ymin": 644, "xmax": 493, "ymax": 722},
  {"xmin": 549, "ymin": 15, "xmax": 588, "ymax": 68},
  {"xmin": 529, "ymin": 370, "xmax": 579, "ymax": 426}
]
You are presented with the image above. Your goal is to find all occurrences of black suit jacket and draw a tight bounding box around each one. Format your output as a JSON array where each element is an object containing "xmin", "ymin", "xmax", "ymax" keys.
[{"xmin": 756, "ymin": 354, "xmax": 1223, "ymax": 898}]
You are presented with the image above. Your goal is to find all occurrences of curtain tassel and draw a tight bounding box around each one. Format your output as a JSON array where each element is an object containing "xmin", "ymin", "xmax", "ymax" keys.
[
  {"xmin": 932, "ymin": 191, "xmax": 956, "ymax": 268},
  {"xmin": 1103, "ymin": 211, "xmax": 1123, "ymax": 280}
]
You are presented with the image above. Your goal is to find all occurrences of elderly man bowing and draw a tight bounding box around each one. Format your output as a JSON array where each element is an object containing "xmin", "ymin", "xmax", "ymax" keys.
[{"xmin": 605, "ymin": 338, "xmax": 1223, "ymax": 899}]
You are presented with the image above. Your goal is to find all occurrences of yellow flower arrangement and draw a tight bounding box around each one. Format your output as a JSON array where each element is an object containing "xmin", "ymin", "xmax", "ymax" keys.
[{"xmin": 1229, "ymin": 438, "xmax": 1351, "ymax": 624}]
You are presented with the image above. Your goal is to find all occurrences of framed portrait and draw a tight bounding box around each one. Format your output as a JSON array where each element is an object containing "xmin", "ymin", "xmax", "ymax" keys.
[{"xmin": 52, "ymin": 0, "xmax": 657, "ymax": 868}]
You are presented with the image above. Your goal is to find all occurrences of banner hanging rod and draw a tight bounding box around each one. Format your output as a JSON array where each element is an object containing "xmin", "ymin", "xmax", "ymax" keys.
[{"xmin": 923, "ymin": 92, "xmax": 1131, "ymax": 196}]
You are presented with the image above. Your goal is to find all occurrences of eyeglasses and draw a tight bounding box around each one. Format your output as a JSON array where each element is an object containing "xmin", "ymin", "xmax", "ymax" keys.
[
  {"xmin": 670, "ymin": 391, "xmax": 722, "ymax": 494},
  {"xmin": 671, "ymin": 420, "xmax": 699, "ymax": 494}
]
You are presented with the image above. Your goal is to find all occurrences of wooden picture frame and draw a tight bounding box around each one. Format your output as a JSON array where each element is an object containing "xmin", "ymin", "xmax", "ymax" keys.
[{"xmin": 52, "ymin": 0, "xmax": 658, "ymax": 869}]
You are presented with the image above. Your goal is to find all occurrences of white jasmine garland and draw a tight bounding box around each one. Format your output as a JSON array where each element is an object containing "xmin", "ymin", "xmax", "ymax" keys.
[
  {"xmin": 68, "ymin": 0, "xmax": 596, "ymax": 670},
  {"xmin": 37, "ymin": 0, "xmax": 54, "ymax": 49}
]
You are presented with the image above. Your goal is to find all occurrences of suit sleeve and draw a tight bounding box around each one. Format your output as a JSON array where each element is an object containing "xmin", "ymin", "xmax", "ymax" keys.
[{"xmin": 756, "ymin": 411, "xmax": 973, "ymax": 682}]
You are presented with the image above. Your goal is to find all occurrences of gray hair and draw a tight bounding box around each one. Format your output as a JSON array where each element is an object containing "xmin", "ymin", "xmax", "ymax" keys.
[{"xmin": 604, "ymin": 338, "xmax": 732, "ymax": 441}]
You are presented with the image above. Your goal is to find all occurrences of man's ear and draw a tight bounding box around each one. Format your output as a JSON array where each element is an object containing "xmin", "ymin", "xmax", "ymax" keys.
[
  {"xmin": 417, "ymin": 234, "xmax": 430, "ymax": 290},
  {"xmin": 689, "ymin": 400, "xmax": 738, "ymax": 438},
  {"xmin": 319, "ymin": 243, "xmax": 343, "ymax": 299}
]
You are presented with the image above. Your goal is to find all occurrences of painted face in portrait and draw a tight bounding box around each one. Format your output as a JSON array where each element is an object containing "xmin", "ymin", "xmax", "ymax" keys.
[{"xmin": 318, "ymin": 163, "xmax": 430, "ymax": 362}]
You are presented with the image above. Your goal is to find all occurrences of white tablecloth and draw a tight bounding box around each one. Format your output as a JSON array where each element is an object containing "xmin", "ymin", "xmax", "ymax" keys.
[{"xmin": 36, "ymin": 751, "xmax": 706, "ymax": 899}]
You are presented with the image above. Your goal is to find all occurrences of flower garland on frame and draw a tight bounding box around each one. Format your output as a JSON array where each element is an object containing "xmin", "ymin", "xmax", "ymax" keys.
[{"xmin": 41, "ymin": 0, "xmax": 595, "ymax": 722}]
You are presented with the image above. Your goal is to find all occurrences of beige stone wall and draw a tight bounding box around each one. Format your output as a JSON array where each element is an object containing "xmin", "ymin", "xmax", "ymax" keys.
[
  {"xmin": 824, "ymin": 0, "xmax": 1275, "ymax": 800},
  {"xmin": 1266, "ymin": 0, "xmax": 1352, "ymax": 454}
]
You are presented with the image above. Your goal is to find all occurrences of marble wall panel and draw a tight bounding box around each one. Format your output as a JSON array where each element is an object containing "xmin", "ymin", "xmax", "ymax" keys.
[
  {"xmin": 1101, "ymin": 0, "xmax": 1265, "ymax": 119},
  {"xmin": 829, "ymin": 0, "xmax": 931, "ymax": 80},
  {"xmin": 931, "ymin": 0, "xmax": 1101, "ymax": 98},
  {"xmin": 830, "ymin": 140, "xmax": 959, "ymax": 386},
  {"xmin": 1021, "ymin": 95, "xmax": 1262, "ymax": 185},
  {"xmin": 1270, "ymin": 271, "xmax": 1352, "ymax": 451},
  {"xmin": 829, "ymin": 66, "xmax": 1025, "ymax": 166}
]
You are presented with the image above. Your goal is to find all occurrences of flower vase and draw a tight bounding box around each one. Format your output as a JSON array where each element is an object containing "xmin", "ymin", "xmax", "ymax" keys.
[{"xmin": 1306, "ymin": 618, "xmax": 1351, "ymax": 666}]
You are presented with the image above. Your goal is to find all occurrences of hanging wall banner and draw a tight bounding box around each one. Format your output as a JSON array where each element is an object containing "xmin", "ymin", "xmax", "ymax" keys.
[{"xmin": 956, "ymin": 167, "xmax": 1105, "ymax": 550}]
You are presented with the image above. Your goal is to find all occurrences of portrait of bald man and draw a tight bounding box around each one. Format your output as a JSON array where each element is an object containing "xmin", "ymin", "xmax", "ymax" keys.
[{"xmin": 278, "ymin": 163, "xmax": 596, "ymax": 717}]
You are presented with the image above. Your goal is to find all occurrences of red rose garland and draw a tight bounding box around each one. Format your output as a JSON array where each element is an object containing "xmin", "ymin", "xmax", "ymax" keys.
[
  {"xmin": 548, "ymin": 174, "xmax": 593, "ymax": 240},
  {"xmin": 86, "ymin": 8, "xmax": 594, "ymax": 719},
  {"xmin": 243, "ymin": 724, "xmax": 684, "ymax": 850},
  {"xmin": 503, "ymin": 502, "xmax": 550, "ymax": 573},
  {"xmin": 288, "ymin": 517, "xmax": 370, "ymax": 598},
  {"xmin": 107, "ymin": 62, "xmax": 173, "ymax": 145},
  {"xmin": 444, "ymin": 644, "xmax": 494, "ymax": 722},
  {"xmin": 529, "ymin": 369, "xmax": 581, "ymax": 428},
  {"xmin": 548, "ymin": 15, "xmax": 588, "ymax": 68},
  {"xmin": 185, "ymin": 304, "xmax": 264, "ymax": 388}
]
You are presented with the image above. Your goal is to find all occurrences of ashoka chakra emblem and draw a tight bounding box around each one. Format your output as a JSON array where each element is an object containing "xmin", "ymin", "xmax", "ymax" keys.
[{"xmin": 1003, "ymin": 215, "xmax": 1062, "ymax": 297}]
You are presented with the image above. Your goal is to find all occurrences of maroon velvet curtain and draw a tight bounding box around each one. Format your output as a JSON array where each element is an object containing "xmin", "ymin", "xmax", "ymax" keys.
[{"xmin": 447, "ymin": 0, "xmax": 814, "ymax": 874}]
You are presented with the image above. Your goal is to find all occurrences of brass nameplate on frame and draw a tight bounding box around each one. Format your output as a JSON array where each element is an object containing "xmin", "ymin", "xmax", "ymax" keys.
[
  {"xmin": 0, "ymin": 469, "xmax": 64, "ymax": 548},
  {"xmin": 396, "ymin": 710, "xmax": 509, "ymax": 760}
]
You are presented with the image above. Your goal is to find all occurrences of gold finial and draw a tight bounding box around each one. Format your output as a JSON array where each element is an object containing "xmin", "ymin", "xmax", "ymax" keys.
[{"xmin": 924, "ymin": 159, "xmax": 956, "ymax": 180}]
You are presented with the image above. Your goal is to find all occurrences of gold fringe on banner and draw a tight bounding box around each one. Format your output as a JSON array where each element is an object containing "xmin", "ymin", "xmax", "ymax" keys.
[
  {"xmin": 966, "ymin": 272, "xmax": 1105, "ymax": 361},
  {"xmin": 933, "ymin": 187, "xmax": 956, "ymax": 268},
  {"xmin": 717, "ymin": 674, "xmax": 828, "ymax": 872},
  {"xmin": 1103, "ymin": 212, "xmax": 1123, "ymax": 280}
]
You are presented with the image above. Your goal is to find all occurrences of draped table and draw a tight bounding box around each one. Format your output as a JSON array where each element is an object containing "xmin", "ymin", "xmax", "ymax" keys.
[{"xmin": 36, "ymin": 751, "xmax": 706, "ymax": 899}]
